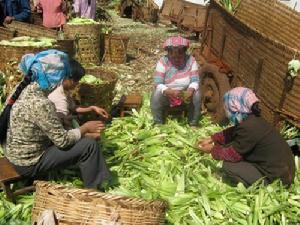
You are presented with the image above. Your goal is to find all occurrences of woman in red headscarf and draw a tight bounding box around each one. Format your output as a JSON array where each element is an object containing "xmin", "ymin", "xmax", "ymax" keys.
[
  {"xmin": 151, "ymin": 36, "xmax": 201, "ymax": 126},
  {"xmin": 198, "ymin": 87, "xmax": 295, "ymax": 187}
]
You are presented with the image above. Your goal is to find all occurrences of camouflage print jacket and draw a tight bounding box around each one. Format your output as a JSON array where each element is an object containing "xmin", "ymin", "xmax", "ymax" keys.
[{"xmin": 5, "ymin": 83, "xmax": 81, "ymax": 166}]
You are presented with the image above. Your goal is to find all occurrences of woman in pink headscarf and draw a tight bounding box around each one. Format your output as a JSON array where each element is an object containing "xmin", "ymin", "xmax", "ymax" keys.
[
  {"xmin": 198, "ymin": 87, "xmax": 295, "ymax": 187},
  {"xmin": 151, "ymin": 36, "xmax": 201, "ymax": 126}
]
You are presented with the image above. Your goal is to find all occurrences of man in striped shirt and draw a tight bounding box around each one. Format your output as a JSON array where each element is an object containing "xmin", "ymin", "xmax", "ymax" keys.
[{"xmin": 151, "ymin": 36, "xmax": 201, "ymax": 126}]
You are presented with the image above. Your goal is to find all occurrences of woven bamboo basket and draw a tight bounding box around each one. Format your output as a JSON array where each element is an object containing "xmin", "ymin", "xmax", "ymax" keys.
[
  {"xmin": 205, "ymin": 0, "xmax": 300, "ymax": 127},
  {"xmin": 32, "ymin": 181, "xmax": 167, "ymax": 225},
  {"xmin": 64, "ymin": 24, "xmax": 102, "ymax": 65},
  {"xmin": 4, "ymin": 21, "xmax": 75, "ymax": 57},
  {"xmin": 74, "ymin": 67, "xmax": 118, "ymax": 115},
  {"xmin": 6, "ymin": 21, "xmax": 57, "ymax": 38},
  {"xmin": 0, "ymin": 45, "xmax": 48, "ymax": 72},
  {"xmin": 104, "ymin": 34, "xmax": 129, "ymax": 64},
  {"xmin": 0, "ymin": 27, "xmax": 15, "ymax": 41}
]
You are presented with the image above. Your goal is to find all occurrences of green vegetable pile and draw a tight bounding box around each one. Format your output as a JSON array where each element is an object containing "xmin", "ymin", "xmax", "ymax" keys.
[
  {"xmin": 0, "ymin": 36, "xmax": 56, "ymax": 47},
  {"xmin": 1, "ymin": 95, "xmax": 300, "ymax": 224},
  {"xmin": 67, "ymin": 17, "xmax": 99, "ymax": 25},
  {"xmin": 0, "ymin": 193, "xmax": 33, "ymax": 225},
  {"xmin": 79, "ymin": 74, "xmax": 105, "ymax": 85}
]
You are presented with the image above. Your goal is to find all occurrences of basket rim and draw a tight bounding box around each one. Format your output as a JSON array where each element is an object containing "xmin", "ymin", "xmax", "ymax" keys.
[
  {"xmin": 34, "ymin": 181, "xmax": 168, "ymax": 210},
  {"xmin": 84, "ymin": 67, "xmax": 118, "ymax": 81}
]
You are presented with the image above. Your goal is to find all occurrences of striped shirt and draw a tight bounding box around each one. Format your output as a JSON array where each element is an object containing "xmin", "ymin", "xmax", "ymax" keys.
[{"xmin": 154, "ymin": 55, "xmax": 200, "ymax": 93}]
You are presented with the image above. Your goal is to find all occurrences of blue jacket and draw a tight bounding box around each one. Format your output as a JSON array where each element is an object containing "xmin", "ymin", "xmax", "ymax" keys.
[{"xmin": 1, "ymin": 0, "xmax": 30, "ymax": 22}]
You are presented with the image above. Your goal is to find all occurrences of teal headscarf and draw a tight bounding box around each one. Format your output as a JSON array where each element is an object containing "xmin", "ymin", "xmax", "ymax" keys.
[{"xmin": 19, "ymin": 49, "xmax": 71, "ymax": 90}]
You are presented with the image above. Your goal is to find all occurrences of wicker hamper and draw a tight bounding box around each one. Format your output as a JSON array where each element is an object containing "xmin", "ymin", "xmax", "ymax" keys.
[
  {"xmin": 74, "ymin": 67, "xmax": 118, "ymax": 115},
  {"xmin": 6, "ymin": 21, "xmax": 58, "ymax": 39},
  {"xmin": 64, "ymin": 24, "xmax": 102, "ymax": 65},
  {"xmin": 3, "ymin": 21, "xmax": 75, "ymax": 57},
  {"xmin": 0, "ymin": 27, "xmax": 15, "ymax": 41},
  {"xmin": 32, "ymin": 181, "xmax": 167, "ymax": 225},
  {"xmin": 104, "ymin": 34, "xmax": 129, "ymax": 64}
]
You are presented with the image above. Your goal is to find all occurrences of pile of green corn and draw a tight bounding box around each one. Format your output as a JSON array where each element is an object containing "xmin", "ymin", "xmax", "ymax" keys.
[
  {"xmin": 67, "ymin": 18, "xmax": 99, "ymax": 25},
  {"xmin": 0, "ymin": 95, "xmax": 300, "ymax": 224},
  {"xmin": 79, "ymin": 74, "xmax": 105, "ymax": 85},
  {"xmin": 0, "ymin": 36, "xmax": 56, "ymax": 47}
]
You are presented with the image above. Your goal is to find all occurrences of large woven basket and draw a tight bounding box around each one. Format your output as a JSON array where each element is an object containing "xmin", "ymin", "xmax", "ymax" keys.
[
  {"xmin": 0, "ymin": 27, "xmax": 15, "ymax": 41},
  {"xmin": 104, "ymin": 34, "xmax": 129, "ymax": 64},
  {"xmin": 6, "ymin": 21, "xmax": 57, "ymax": 39},
  {"xmin": 32, "ymin": 181, "xmax": 167, "ymax": 225},
  {"xmin": 3, "ymin": 22, "xmax": 75, "ymax": 57},
  {"xmin": 74, "ymin": 67, "xmax": 118, "ymax": 114},
  {"xmin": 0, "ymin": 45, "xmax": 49, "ymax": 72},
  {"xmin": 0, "ymin": 39, "xmax": 75, "ymax": 72},
  {"xmin": 64, "ymin": 24, "xmax": 102, "ymax": 65}
]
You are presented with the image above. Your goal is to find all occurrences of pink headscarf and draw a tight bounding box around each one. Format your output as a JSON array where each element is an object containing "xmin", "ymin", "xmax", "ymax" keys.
[
  {"xmin": 163, "ymin": 36, "xmax": 190, "ymax": 50},
  {"xmin": 223, "ymin": 87, "xmax": 259, "ymax": 124}
]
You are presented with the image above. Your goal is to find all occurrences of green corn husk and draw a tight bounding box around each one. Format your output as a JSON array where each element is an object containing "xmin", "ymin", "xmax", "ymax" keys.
[{"xmin": 1, "ymin": 94, "xmax": 300, "ymax": 224}]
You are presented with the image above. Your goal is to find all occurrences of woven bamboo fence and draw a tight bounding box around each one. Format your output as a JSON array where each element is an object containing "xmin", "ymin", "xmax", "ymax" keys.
[
  {"xmin": 32, "ymin": 181, "xmax": 167, "ymax": 225},
  {"xmin": 204, "ymin": 0, "xmax": 300, "ymax": 127}
]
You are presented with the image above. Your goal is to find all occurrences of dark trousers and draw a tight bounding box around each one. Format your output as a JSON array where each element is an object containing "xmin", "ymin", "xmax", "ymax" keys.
[
  {"xmin": 151, "ymin": 88, "xmax": 201, "ymax": 125},
  {"xmin": 222, "ymin": 161, "xmax": 267, "ymax": 187},
  {"xmin": 14, "ymin": 138, "xmax": 110, "ymax": 189}
]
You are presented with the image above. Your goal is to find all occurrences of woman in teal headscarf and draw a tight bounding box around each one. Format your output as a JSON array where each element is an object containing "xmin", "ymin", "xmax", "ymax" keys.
[{"xmin": 0, "ymin": 49, "xmax": 110, "ymax": 189}]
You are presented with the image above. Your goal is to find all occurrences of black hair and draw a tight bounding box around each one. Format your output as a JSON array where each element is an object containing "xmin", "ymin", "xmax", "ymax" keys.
[
  {"xmin": 251, "ymin": 102, "xmax": 261, "ymax": 117},
  {"xmin": 69, "ymin": 58, "xmax": 85, "ymax": 82},
  {"xmin": 0, "ymin": 74, "xmax": 32, "ymax": 144},
  {"xmin": 88, "ymin": 0, "xmax": 91, "ymax": 6}
]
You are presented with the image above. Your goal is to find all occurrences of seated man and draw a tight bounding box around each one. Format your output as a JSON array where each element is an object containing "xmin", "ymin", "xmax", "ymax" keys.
[
  {"xmin": 1, "ymin": 0, "xmax": 31, "ymax": 24},
  {"xmin": 151, "ymin": 36, "xmax": 201, "ymax": 126}
]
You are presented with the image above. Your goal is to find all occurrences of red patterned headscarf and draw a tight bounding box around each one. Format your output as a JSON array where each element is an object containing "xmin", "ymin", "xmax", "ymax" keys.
[{"xmin": 163, "ymin": 36, "xmax": 190, "ymax": 50}]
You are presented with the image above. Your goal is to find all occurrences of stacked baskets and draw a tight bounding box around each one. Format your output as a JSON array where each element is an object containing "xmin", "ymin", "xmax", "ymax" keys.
[
  {"xmin": 64, "ymin": 23, "xmax": 102, "ymax": 65},
  {"xmin": 32, "ymin": 181, "xmax": 167, "ymax": 225},
  {"xmin": 74, "ymin": 66, "xmax": 118, "ymax": 114},
  {"xmin": 104, "ymin": 34, "xmax": 129, "ymax": 64}
]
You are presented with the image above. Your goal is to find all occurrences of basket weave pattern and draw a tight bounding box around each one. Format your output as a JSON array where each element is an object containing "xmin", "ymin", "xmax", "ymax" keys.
[
  {"xmin": 74, "ymin": 67, "xmax": 118, "ymax": 113},
  {"xmin": 65, "ymin": 24, "xmax": 101, "ymax": 65},
  {"xmin": 0, "ymin": 27, "xmax": 15, "ymax": 41},
  {"xmin": 32, "ymin": 181, "xmax": 167, "ymax": 225},
  {"xmin": 208, "ymin": 0, "xmax": 300, "ymax": 127},
  {"xmin": 6, "ymin": 21, "xmax": 57, "ymax": 38},
  {"xmin": 104, "ymin": 34, "xmax": 129, "ymax": 64}
]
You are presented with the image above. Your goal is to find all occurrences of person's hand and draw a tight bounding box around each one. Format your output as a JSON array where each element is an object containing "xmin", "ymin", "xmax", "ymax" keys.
[
  {"xmin": 80, "ymin": 121, "xmax": 105, "ymax": 134},
  {"xmin": 4, "ymin": 16, "xmax": 14, "ymax": 24},
  {"xmin": 185, "ymin": 88, "xmax": 195, "ymax": 100},
  {"xmin": 90, "ymin": 106, "xmax": 109, "ymax": 119},
  {"xmin": 200, "ymin": 143, "xmax": 214, "ymax": 153},
  {"xmin": 197, "ymin": 137, "xmax": 214, "ymax": 153},
  {"xmin": 164, "ymin": 88, "xmax": 182, "ymax": 98},
  {"xmin": 198, "ymin": 137, "xmax": 212, "ymax": 148}
]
